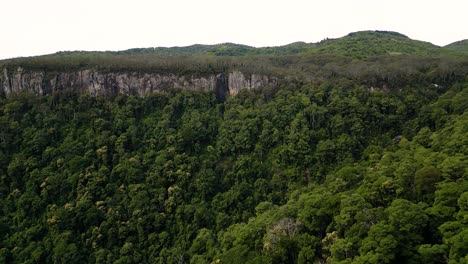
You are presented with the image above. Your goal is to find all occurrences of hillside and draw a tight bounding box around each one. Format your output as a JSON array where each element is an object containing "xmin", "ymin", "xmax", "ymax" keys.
[
  {"xmin": 307, "ymin": 31, "xmax": 453, "ymax": 58},
  {"xmin": 48, "ymin": 42, "xmax": 316, "ymax": 58},
  {"xmin": 0, "ymin": 31, "xmax": 467, "ymax": 263},
  {"xmin": 110, "ymin": 31, "xmax": 463, "ymax": 58},
  {"xmin": 445, "ymin": 39, "xmax": 468, "ymax": 53},
  {"xmin": 1, "ymin": 30, "xmax": 467, "ymax": 100},
  {"xmin": 1, "ymin": 74, "xmax": 467, "ymax": 264},
  {"xmin": 4, "ymin": 30, "xmax": 462, "ymax": 61},
  {"xmin": 2, "ymin": 53, "xmax": 467, "ymax": 100}
]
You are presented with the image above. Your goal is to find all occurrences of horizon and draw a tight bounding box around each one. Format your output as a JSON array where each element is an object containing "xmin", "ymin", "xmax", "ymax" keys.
[{"xmin": 1, "ymin": 0, "xmax": 467, "ymax": 60}]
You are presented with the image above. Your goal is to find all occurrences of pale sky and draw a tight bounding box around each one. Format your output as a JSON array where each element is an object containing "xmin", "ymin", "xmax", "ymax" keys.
[{"xmin": 1, "ymin": 0, "xmax": 467, "ymax": 59}]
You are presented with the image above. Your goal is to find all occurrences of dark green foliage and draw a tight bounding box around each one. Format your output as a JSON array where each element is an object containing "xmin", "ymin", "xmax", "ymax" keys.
[{"xmin": 0, "ymin": 48, "xmax": 467, "ymax": 263}]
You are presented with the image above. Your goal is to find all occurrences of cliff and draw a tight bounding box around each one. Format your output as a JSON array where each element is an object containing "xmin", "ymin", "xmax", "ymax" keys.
[{"xmin": 0, "ymin": 68, "xmax": 278, "ymax": 100}]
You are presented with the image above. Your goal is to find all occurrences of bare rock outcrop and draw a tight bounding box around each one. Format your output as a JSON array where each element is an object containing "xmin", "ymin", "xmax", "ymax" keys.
[{"xmin": 0, "ymin": 68, "xmax": 278, "ymax": 100}]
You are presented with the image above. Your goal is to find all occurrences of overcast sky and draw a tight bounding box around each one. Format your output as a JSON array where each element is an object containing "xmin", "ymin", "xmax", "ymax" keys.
[{"xmin": 1, "ymin": 0, "xmax": 467, "ymax": 59}]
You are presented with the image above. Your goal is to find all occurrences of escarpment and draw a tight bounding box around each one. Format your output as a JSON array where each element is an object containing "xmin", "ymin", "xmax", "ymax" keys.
[{"xmin": 0, "ymin": 68, "xmax": 278, "ymax": 100}]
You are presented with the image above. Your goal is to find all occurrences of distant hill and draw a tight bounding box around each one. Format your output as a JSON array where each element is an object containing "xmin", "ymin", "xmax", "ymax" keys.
[
  {"xmin": 0, "ymin": 30, "xmax": 466, "ymax": 78},
  {"xmin": 444, "ymin": 39, "xmax": 468, "ymax": 53},
  {"xmin": 116, "ymin": 43, "xmax": 255, "ymax": 56},
  {"xmin": 112, "ymin": 42, "xmax": 316, "ymax": 57},
  {"xmin": 305, "ymin": 30, "xmax": 453, "ymax": 58},
  {"xmin": 40, "ymin": 30, "xmax": 464, "ymax": 59}
]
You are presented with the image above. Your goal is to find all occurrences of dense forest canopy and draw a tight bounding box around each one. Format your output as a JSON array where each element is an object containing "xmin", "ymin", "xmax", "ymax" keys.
[{"xmin": 0, "ymin": 31, "xmax": 467, "ymax": 263}]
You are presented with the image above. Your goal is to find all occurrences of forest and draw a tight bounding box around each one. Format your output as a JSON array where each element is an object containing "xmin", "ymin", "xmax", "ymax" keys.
[{"xmin": 0, "ymin": 31, "xmax": 467, "ymax": 263}]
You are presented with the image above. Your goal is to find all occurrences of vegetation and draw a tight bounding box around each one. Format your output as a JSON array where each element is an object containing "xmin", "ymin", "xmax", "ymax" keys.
[
  {"xmin": 90, "ymin": 31, "xmax": 466, "ymax": 58},
  {"xmin": 305, "ymin": 31, "xmax": 456, "ymax": 59},
  {"xmin": 445, "ymin": 40, "xmax": 468, "ymax": 54},
  {"xmin": 1, "ymin": 31, "xmax": 465, "ymax": 85},
  {"xmin": 0, "ymin": 31, "xmax": 467, "ymax": 263},
  {"xmin": 1, "ymin": 31, "xmax": 464, "ymax": 64},
  {"xmin": 0, "ymin": 78, "xmax": 467, "ymax": 263}
]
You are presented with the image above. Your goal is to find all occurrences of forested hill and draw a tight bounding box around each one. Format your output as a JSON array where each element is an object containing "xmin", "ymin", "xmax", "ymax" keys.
[
  {"xmin": 0, "ymin": 30, "xmax": 464, "ymax": 62},
  {"xmin": 51, "ymin": 31, "xmax": 463, "ymax": 58},
  {"xmin": 445, "ymin": 39, "xmax": 468, "ymax": 53},
  {"xmin": 1, "ymin": 30, "xmax": 467, "ymax": 99},
  {"xmin": 0, "ymin": 31, "xmax": 468, "ymax": 263}
]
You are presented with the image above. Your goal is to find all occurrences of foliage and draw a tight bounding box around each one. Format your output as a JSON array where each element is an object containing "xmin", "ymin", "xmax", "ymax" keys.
[
  {"xmin": 306, "ymin": 31, "xmax": 458, "ymax": 58},
  {"xmin": 444, "ymin": 40, "xmax": 468, "ymax": 54},
  {"xmin": 0, "ymin": 37, "xmax": 467, "ymax": 263}
]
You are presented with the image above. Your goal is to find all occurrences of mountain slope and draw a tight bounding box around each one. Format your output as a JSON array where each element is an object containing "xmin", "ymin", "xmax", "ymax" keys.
[
  {"xmin": 0, "ymin": 30, "xmax": 467, "ymax": 264},
  {"xmin": 116, "ymin": 43, "xmax": 255, "ymax": 56},
  {"xmin": 36, "ymin": 30, "xmax": 465, "ymax": 59},
  {"xmin": 444, "ymin": 39, "xmax": 468, "ymax": 53},
  {"xmin": 0, "ymin": 74, "xmax": 466, "ymax": 263},
  {"xmin": 305, "ymin": 30, "xmax": 453, "ymax": 58},
  {"xmin": 113, "ymin": 42, "xmax": 317, "ymax": 56},
  {"xmin": 0, "ymin": 30, "xmax": 467, "ymax": 99}
]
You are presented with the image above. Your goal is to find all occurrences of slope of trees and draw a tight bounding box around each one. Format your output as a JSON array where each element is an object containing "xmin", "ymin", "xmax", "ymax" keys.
[
  {"xmin": 306, "ymin": 31, "xmax": 455, "ymax": 58},
  {"xmin": 0, "ymin": 73, "xmax": 467, "ymax": 263},
  {"xmin": 45, "ymin": 31, "xmax": 463, "ymax": 58},
  {"xmin": 1, "ymin": 31, "xmax": 465, "ymax": 72},
  {"xmin": 444, "ymin": 40, "xmax": 468, "ymax": 54}
]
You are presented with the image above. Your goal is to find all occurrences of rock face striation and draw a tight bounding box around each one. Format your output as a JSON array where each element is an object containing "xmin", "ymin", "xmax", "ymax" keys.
[{"xmin": 0, "ymin": 68, "xmax": 278, "ymax": 100}]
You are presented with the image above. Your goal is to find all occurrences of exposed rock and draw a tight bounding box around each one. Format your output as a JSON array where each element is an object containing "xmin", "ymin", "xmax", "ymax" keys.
[
  {"xmin": 228, "ymin": 71, "xmax": 249, "ymax": 96},
  {"xmin": 0, "ymin": 68, "xmax": 278, "ymax": 99},
  {"xmin": 227, "ymin": 71, "xmax": 278, "ymax": 96}
]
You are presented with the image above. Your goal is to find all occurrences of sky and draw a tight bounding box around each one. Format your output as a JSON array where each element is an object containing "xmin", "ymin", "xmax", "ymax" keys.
[{"xmin": 0, "ymin": 0, "xmax": 467, "ymax": 59}]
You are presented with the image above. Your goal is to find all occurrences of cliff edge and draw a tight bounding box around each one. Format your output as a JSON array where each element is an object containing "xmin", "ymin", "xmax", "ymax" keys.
[{"xmin": 0, "ymin": 68, "xmax": 278, "ymax": 100}]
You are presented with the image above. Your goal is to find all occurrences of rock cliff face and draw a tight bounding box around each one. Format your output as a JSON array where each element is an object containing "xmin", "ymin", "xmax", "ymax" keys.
[{"xmin": 0, "ymin": 68, "xmax": 278, "ymax": 100}]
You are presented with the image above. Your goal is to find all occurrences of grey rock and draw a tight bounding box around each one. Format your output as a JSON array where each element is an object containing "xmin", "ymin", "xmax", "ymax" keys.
[
  {"xmin": 0, "ymin": 68, "xmax": 277, "ymax": 99},
  {"xmin": 227, "ymin": 71, "xmax": 277, "ymax": 96}
]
